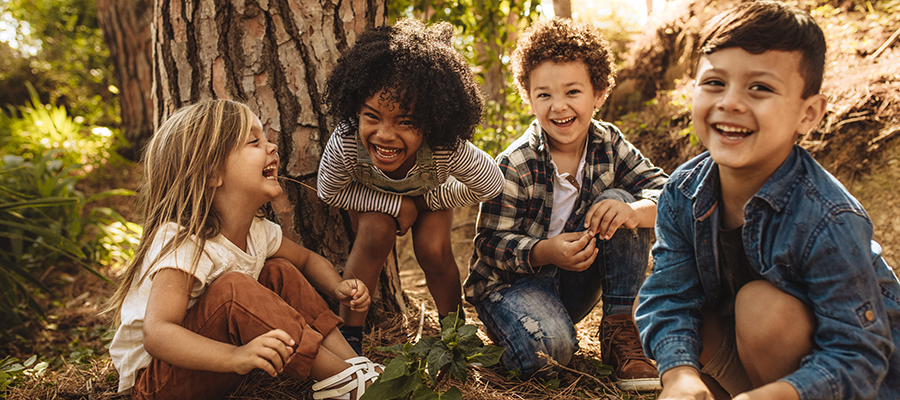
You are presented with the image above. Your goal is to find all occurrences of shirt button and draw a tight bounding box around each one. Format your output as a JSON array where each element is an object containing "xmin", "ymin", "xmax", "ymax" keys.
[
  {"xmin": 865, "ymin": 310, "xmax": 876, "ymax": 321},
  {"xmin": 421, "ymin": 172, "xmax": 430, "ymax": 179}
]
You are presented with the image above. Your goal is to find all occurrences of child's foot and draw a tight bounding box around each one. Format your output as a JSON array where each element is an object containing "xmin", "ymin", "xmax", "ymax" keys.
[
  {"xmin": 312, "ymin": 357, "xmax": 382, "ymax": 399},
  {"xmin": 599, "ymin": 314, "xmax": 661, "ymax": 391},
  {"xmin": 340, "ymin": 326, "xmax": 364, "ymax": 355}
]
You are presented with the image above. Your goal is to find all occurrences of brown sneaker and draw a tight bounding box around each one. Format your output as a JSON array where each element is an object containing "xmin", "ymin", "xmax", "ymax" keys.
[{"xmin": 599, "ymin": 314, "xmax": 661, "ymax": 391}]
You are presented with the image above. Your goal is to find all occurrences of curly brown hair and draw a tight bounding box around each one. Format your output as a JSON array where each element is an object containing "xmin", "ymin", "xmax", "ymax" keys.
[
  {"xmin": 511, "ymin": 18, "xmax": 616, "ymax": 102},
  {"xmin": 325, "ymin": 19, "xmax": 484, "ymax": 150}
]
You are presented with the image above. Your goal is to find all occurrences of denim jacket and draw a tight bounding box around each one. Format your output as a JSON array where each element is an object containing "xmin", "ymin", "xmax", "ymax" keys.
[{"xmin": 636, "ymin": 146, "xmax": 900, "ymax": 400}]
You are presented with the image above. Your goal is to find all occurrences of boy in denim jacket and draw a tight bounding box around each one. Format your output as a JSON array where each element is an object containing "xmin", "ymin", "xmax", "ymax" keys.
[
  {"xmin": 465, "ymin": 18, "xmax": 668, "ymax": 391},
  {"xmin": 636, "ymin": 2, "xmax": 900, "ymax": 399}
]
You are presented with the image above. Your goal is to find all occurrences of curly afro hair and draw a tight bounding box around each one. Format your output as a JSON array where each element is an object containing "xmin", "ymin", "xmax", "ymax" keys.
[
  {"xmin": 325, "ymin": 19, "xmax": 484, "ymax": 151},
  {"xmin": 511, "ymin": 18, "xmax": 615, "ymax": 103}
]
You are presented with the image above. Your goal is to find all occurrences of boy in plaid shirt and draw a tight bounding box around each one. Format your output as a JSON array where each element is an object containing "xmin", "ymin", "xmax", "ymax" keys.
[{"xmin": 464, "ymin": 18, "xmax": 667, "ymax": 390}]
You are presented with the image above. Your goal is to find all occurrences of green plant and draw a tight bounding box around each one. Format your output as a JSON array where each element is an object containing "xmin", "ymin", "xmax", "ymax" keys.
[
  {"xmin": 6, "ymin": 82, "xmax": 125, "ymax": 167},
  {"xmin": 361, "ymin": 312, "xmax": 505, "ymax": 400},
  {"xmin": 0, "ymin": 150, "xmax": 137, "ymax": 327},
  {"xmin": 0, "ymin": 355, "xmax": 48, "ymax": 396}
]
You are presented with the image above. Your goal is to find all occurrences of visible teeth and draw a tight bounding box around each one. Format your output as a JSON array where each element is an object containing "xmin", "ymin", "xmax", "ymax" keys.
[
  {"xmin": 715, "ymin": 124, "xmax": 752, "ymax": 134},
  {"xmin": 375, "ymin": 146, "xmax": 400, "ymax": 158},
  {"xmin": 553, "ymin": 117, "xmax": 575, "ymax": 124},
  {"xmin": 262, "ymin": 164, "xmax": 277, "ymax": 179}
]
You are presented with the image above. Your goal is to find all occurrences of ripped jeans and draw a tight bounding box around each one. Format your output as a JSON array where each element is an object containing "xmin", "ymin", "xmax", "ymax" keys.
[{"xmin": 473, "ymin": 189, "xmax": 651, "ymax": 379}]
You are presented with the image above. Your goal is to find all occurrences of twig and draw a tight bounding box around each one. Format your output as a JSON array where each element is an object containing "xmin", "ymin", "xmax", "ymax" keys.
[
  {"xmin": 871, "ymin": 26, "xmax": 900, "ymax": 60},
  {"xmin": 277, "ymin": 176, "xmax": 317, "ymax": 192},
  {"xmin": 414, "ymin": 301, "xmax": 426, "ymax": 342},
  {"xmin": 536, "ymin": 352, "xmax": 623, "ymax": 399}
]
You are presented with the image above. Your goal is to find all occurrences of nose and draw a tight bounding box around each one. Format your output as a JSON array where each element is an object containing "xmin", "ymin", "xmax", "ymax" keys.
[
  {"xmin": 550, "ymin": 97, "xmax": 568, "ymax": 113},
  {"xmin": 267, "ymin": 140, "xmax": 277, "ymax": 154},
  {"xmin": 716, "ymin": 86, "xmax": 747, "ymax": 113},
  {"xmin": 376, "ymin": 124, "xmax": 397, "ymax": 141}
]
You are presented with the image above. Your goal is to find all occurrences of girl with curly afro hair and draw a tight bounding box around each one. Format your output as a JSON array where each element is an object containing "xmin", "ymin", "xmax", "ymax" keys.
[
  {"xmin": 465, "ymin": 18, "xmax": 668, "ymax": 391},
  {"xmin": 317, "ymin": 19, "xmax": 503, "ymax": 354}
]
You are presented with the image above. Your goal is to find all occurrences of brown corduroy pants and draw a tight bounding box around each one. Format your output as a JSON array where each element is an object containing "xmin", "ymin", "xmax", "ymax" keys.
[{"xmin": 132, "ymin": 258, "xmax": 344, "ymax": 400}]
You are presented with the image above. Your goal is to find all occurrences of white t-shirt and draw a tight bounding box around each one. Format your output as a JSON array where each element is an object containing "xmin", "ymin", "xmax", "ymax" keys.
[
  {"xmin": 109, "ymin": 218, "xmax": 283, "ymax": 393},
  {"xmin": 548, "ymin": 145, "xmax": 588, "ymax": 238}
]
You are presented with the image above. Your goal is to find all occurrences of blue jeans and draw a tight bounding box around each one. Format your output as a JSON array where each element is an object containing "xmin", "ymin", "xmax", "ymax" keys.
[{"xmin": 474, "ymin": 189, "xmax": 651, "ymax": 378}]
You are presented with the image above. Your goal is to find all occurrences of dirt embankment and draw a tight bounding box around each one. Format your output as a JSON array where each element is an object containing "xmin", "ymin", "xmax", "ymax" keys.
[{"xmin": 606, "ymin": 0, "xmax": 900, "ymax": 268}]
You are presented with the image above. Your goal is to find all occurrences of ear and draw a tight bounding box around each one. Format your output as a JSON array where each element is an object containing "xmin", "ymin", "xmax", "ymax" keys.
[
  {"xmin": 593, "ymin": 88, "xmax": 609, "ymax": 112},
  {"xmin": 796, "ymin": 93, "xmax": 827, "ymax": 135},
  {"xmin": 208, "ymin": 174, "xmax": 223, "ymax": 188}
]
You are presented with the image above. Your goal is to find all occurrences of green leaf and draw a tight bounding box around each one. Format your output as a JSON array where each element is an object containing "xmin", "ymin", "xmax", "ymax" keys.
[
  {"xmin": 410, "ymin": 383, "xmax": 440, "ymax": 400},
  {"xmin": 0, "ymin": 197, "xmax": 78, "ymax": 212},
  {"xmin": 438, "ymin": 386, "xmax": 462, "ymax": 400},
  {"xmin": 359, "ymin": 370, "xmax": 419, "ymax": 400},
  {"xmin": 466, "ymin": 345, "xmax": 504, "ymax": 368},
  {"xmin": 380, "ymin": 354, "xmax": 414, "ymax": 382},
  {"xmin": 411, "ymin": 336, "xmax": 439, "ymax": 357},
  {"xmin": 447, "ymin": 357, "xmax": 468, "ymax": 383},
  {"xmin": 426, "ymin": 343, "xmax": 452, "ymax": 382}
]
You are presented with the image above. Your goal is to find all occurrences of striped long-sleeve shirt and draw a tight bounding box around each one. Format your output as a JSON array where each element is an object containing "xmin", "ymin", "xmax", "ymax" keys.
[
  {"xmin": 464, "ymin": 119, "xmax": 669, "ymax": 303},
  {"xmin": 317, "ymin": 121, "xmax": 503, "ymax": 217}
]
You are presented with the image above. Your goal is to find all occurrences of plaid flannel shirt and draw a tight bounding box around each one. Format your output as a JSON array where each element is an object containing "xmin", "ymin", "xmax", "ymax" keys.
[{"xmin": 464, "ymin": 119, "xmax": 669, "ymax": 303}]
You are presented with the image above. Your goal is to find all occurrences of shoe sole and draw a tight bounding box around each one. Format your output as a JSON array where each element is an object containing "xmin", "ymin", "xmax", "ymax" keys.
[{"xmin": 614, "ymin": 378, "xmax": 662, "ymax": 392}]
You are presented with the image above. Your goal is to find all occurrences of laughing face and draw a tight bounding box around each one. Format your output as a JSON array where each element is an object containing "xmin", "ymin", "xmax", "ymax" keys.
[
  {"xmin": 217, "ymin": 114, "xmax": 282, "ymax": 207},
  {"xmin": 358, "ymin": 89, "xmax": 423, "ymax": 179},
  {"xmin": 692, "ymin": 48, "xmax": 826, "ymax": 179},
  {"xmin": 526, "ymin": 60, "xmax": 606, "ymax": 153}
]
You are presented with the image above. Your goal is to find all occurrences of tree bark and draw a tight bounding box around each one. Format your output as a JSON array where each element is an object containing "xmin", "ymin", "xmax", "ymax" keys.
[
  {"xmin": 152, "ymin": 0, "xmax": 407, "ymax": 322},
  {"xmin": 96, "ymin": 0, "xmax": 155, "ymax": 160}
]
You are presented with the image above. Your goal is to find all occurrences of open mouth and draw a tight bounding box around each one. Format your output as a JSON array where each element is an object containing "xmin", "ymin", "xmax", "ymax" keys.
[
  {"xmin": 262, "ymin": 163, "xmax": 277, "ymax": 180},
  {"xmin": 374, "ymin": 145, "xmax": 401, "ymax": 160},
  {"xmin": 552, "ymin": 116, "xmax": 575, "ymax": 127},
  {"xmin": 714, "ymin": 123, "xmax": 754, "ymax": 140}
]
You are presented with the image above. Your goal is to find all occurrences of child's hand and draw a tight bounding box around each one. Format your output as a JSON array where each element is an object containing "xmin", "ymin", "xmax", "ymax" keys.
[
  {"xmin": 584, "ymin": 199, "xmax": 640, "ymax": 240},
  {"xmin": 230, "ymin": 329, "xmax": 295, "ymax": 377},
  {"xmin": 533, "ymin": 231, "xmax": 598, "ymax": 271},
  {"xmin": 658, "ymin": 366, "xmax": 715, "ymax": 400},
  {"xmin": 396, "ymin": 196, "xmax": 420, "ymax": 235},
  {"xmin": 335, "ymin": 278, "xmax": 370, "ymax": 312}
]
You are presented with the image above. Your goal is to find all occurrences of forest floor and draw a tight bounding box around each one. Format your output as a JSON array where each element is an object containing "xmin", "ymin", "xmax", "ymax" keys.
[
  {"xmin": 4, "ymin": 2, "xmax": 898, "ymax": 399},
  {"xmin": 3, "ymin": 199, "xmax": 645, "ymax": 400}
]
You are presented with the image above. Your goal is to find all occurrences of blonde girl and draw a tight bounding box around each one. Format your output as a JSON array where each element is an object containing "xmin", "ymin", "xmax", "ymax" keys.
[{"xmin": 106, "ymin": 99, "xmax": 381, "ymax": 400}]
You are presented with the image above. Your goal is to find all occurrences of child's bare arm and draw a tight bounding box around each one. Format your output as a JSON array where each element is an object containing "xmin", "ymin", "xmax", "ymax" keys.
[
  {"xmin": 584, "ymin": 198, "xmax": 657, "ymax": 240},
  {"xmin": 271, "ymin": 239, "xmax": 370, "ymax": 312},
  {"xmin": 142, "ymin": 268, "xmax": 295, "ymax": 376}
]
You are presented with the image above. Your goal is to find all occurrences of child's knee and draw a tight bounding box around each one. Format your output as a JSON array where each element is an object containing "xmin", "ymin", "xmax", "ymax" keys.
[
  {"xmin": 734, "ymin": 280, "xmax": 815, "ymax": 348},
  {"xmin": 356, "ymin": 213, "xmax": 397, "ymax": 246}
]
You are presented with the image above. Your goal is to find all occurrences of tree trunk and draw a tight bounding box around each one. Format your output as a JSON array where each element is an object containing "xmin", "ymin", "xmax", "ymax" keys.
[
  {"xmin": 152, "ymin": 0, "xmax": 407, "ymax": 322},
  {"xmin": 96, "ymin": 0, "xmax": 154, "ymax": 160}
]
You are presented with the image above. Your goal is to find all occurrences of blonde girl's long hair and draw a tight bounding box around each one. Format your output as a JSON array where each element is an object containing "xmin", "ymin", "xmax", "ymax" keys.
[{"xmin": 104, "ymin": 99, "xmax": 255, "ymax": 326}]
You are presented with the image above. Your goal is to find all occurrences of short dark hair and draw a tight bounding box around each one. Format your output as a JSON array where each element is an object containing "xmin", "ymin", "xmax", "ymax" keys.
[
  {"xmin": 698, "ymin": 1, "xmax": 825, "ymax": 98},
  {"xmin": 325, "ymin": 19, "xmax": 484, "ymax": 150},
  {"xmin": 511, "ymin": 18, "xmax": 615, "ymax": 101}
]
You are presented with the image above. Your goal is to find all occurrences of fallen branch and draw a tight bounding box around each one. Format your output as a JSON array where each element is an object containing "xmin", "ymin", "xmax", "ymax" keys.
[{"xmin": 871, "ymin": 26, "xmax": 900, "ymax": 60}]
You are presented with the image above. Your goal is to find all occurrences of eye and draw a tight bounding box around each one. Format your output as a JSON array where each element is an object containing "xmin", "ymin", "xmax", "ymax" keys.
[
  {"xmin": 535, "ymin": 92, "xmax": 550, "ymax": 99},
  {"xmin": 701, "ymin": 78, "xmax": 725, "ymax": 87},
  {"xmin": 567, "ymin": 89, "xmax": 581, "ymax": 95},
  {"xmin": 248, "ymin": 138, "xmax": 260, "ymax": 145},
  {"xmin": 750, "ymin": 84, "xmax": 774, "ymax": 92},
  {"xmin": 399, "ymin": 119, "xmax": 414, "ymax": 126}
]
